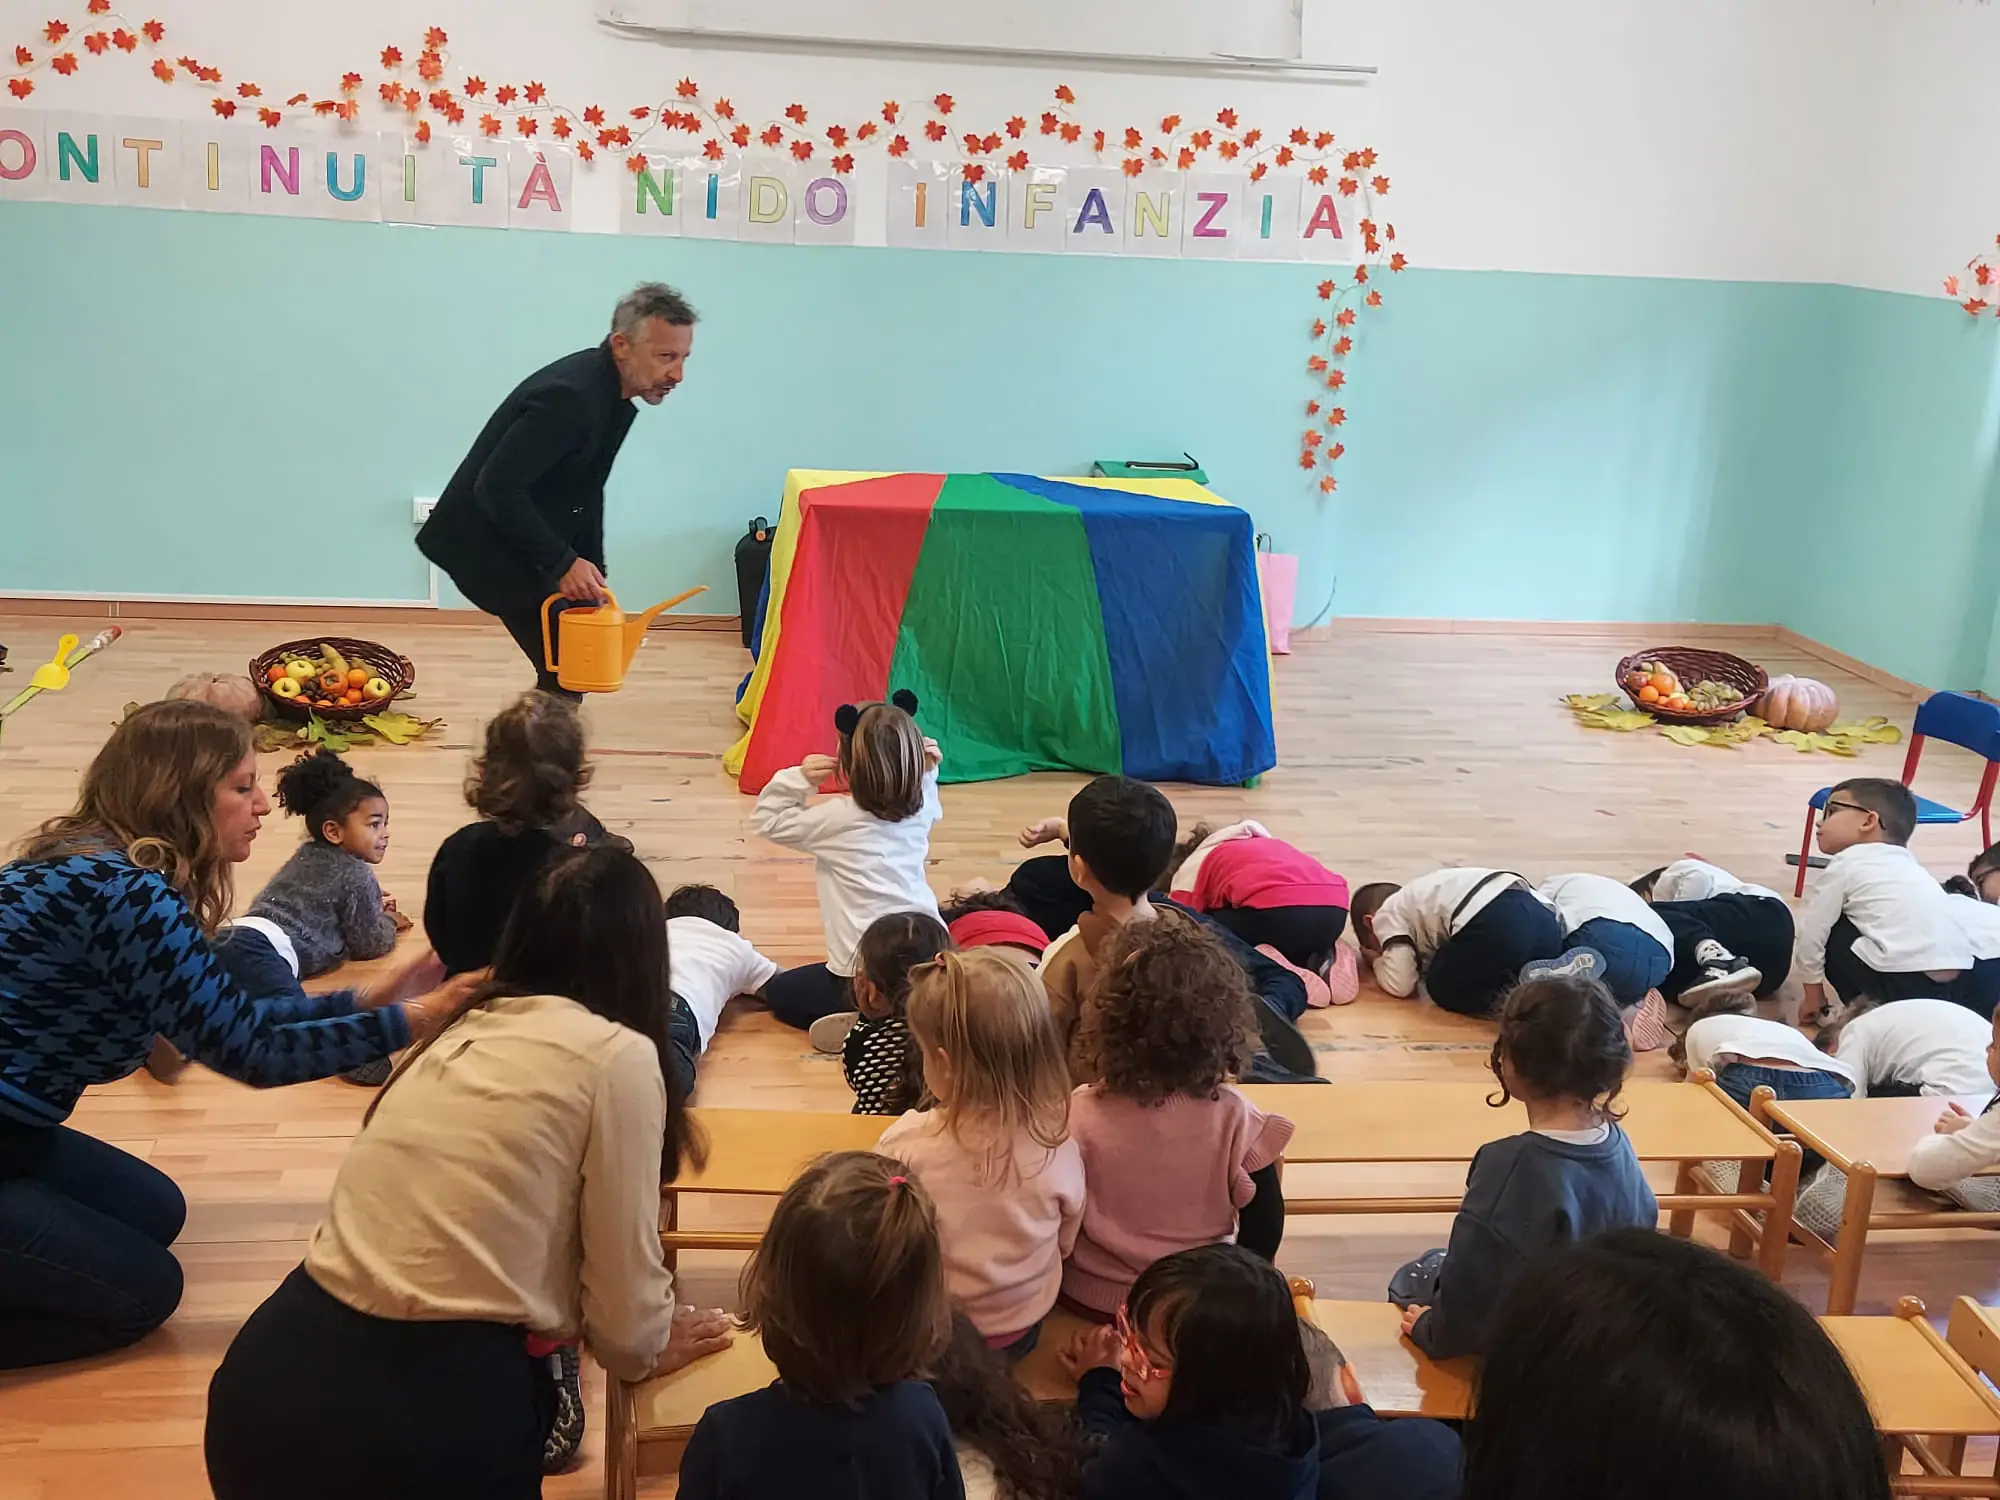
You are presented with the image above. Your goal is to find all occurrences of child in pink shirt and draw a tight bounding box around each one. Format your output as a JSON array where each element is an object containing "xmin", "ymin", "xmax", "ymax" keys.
[
  {"xmin": 1169, "ymin": 821, "xmax": 1357, "ymax": 1004},
  {"xmin": 878, "ymin": 949, "xmax": 1084, "ymax": 1354},
  {"xmin": 1061, "ymin": 909, "xmax": 1294, "ymax": 1317}
]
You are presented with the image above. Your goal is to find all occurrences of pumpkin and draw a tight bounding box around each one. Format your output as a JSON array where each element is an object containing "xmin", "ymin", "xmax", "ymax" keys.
[{"xmin": 1760, "ymin": 674, "xmax": 1839, "ymax": 733}]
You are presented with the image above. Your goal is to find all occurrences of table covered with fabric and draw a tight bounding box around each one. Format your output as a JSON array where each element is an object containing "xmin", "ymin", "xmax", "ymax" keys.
[{"xmin": 725, "ymin": 470, "xmax": 1277, "ymax": 792}]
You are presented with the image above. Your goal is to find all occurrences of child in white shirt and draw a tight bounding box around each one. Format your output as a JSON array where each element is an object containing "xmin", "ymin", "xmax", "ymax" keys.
[
  {"xmin": 751, "ymin": 691, "xmax": 943, "ymax": 1032},
  {"xmin": 1351, "ymin": 870, "xmax": 1563, "ymax": 1017},
  {"xmin": 663, "ymin": 884, "xmax": 781, "ymax": 1092},
  {"xmin": 1819, "ymin": 997, "xmax": 1997, "ymax": 1099},
  {"xmin": 1797, "ymin": 778, "xmax": 2000, "ymax": 1022},
  {"xmin": 1634, "ymin": 858, "xmax": 1794, "ymax": 1007},
  {"xmin": 1907, "ymin": 1009, "xmax": 2000, "ymax": 1211}
]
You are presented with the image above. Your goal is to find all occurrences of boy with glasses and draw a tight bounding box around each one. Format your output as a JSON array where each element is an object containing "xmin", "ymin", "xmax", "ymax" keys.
[{"xmin": 1796, "ymin": 778, "xmax": 2000, "ymax": 1022}]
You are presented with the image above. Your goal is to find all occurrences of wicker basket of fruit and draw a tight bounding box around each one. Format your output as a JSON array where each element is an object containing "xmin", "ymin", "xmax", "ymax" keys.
[
  {"xmin": 1615, "ymin": 647, "xmax": 1767, "ymax": 726},
  {"xmin": 251, "ymin": 637, "xmax": 415, "ymax": 722}
]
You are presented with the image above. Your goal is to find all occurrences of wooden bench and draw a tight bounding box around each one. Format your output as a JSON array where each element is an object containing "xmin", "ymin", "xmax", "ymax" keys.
[
  {"xmin": 669, "ymin": 1078, "xmax": 1800, "ymax": 1275},
  {"xmin": 1754, "ymin": 1093, "xmax": 2000, "ymax": 1315},
  {"xmin": 1822, "ymin": 1297, "xmax": 2000, "ymax": 1497},
  {"xmin": 605, "ymin": 1292, "xmax": 1472, "ymax": 1499},
  {"xmin": 1242, "ymin": 1074, "xmax": 1801, "ymax": 1277}
]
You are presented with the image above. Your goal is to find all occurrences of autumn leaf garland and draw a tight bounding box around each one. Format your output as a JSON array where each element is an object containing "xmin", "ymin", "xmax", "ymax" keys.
[
  {"xmin": 1945, "ymin": 235, "xmax": 2000, "ymax": 319},
  {"xmin": 4, "ymin": 11, "xmax": 1403, "ymax": 488}
]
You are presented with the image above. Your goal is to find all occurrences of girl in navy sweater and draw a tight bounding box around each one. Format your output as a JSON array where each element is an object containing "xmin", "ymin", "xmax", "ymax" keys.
[{"xmin": 678, "ymin": 1150, "xmax": 963, "ymax": 1500}]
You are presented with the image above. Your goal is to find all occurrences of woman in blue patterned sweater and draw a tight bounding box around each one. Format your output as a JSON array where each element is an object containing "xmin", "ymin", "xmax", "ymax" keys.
[{"xmin": 0, "ymin": 700, "xmax": 455, "ymax": 1369}]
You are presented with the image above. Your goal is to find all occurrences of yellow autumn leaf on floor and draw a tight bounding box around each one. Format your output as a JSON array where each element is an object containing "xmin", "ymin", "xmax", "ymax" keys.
[
  {"xmin": 1826, "ymin": 718, "xmax": 1901, "ymax": 745},
  {"xmin": 1575, "ymin": 708, "xmax": 1658, "ymax": 732},
  {"xmin": 361, "ymin": 711, "xmax": 443, "ymax": 746},
  {"xmin": 1659, "ymin": 725, "xmax": 1715, "ymax": 746},
  {"xmin": 1563, "ymin": 693, "xmax": 1621, "ymax": 712}
]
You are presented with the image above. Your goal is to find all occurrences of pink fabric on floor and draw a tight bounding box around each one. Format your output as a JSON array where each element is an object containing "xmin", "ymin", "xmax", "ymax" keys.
[{"xmin": 1258, "ymin": 944, "xmax": 1332, "ymax": 1009}]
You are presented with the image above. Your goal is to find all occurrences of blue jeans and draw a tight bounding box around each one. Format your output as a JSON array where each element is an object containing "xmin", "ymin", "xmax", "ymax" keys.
[
  {"xmin": 1714, "ymin": 1063, "xmax": 1852, "ymax": 1176},
  {"xmin": 1567, "ymin": 917, "xmax": 1672, "ymax": 1007},
  {"xmin": 0, "ymin": 1120, "xmax": 187, "ymax": 1368}
]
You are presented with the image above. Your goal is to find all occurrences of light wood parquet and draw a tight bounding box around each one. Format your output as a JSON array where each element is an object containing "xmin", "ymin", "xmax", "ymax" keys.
[{"xmin": 1, "ymin": 613, "xmax": 1995, "ymax": 1498}]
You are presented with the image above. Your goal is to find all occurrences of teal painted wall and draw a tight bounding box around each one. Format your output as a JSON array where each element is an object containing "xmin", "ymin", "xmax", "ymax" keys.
[{"xmin": 1, "ymin": 199, "xmax": 1993, "ymax": 687}]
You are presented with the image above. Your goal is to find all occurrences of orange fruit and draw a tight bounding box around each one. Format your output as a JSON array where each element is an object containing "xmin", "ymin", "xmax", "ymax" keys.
[
  {"xmin": 266, "ymin": 663, "xmax": 288, "ymax": 684},
  {"xmin": 347, "ymin": 668, "xmax": 370, "ymax": 688},
  {"xmin": 1638, "ymin": 685, "xmax": 1661, "ymax": 704},
  {"xmin": 1649, "ymin": 672, "xmax": 1677, "ymax": 694},
  {"xmin": 342, "ymin": 691, "xmax": 362, "ymax": 706}
]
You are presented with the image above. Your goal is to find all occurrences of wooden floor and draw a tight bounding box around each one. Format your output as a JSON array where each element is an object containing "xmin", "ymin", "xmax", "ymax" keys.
[{"xmin": 2, "ymin": 613, "xmax": 1997, "ymax": 1498}]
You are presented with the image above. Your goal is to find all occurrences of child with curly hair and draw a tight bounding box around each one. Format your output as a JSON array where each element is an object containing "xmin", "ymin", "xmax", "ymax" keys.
[
  {"xmin": 1391, "ymin": 972, "xmax": 1657, "ymax": 1360},
  {"xmin": 1061, "ymin": 910, "xmax": 1294, "ymax": 1318},
  {"xmin": 245, "ymin": 749, "xmax": 401, "ymax": 978},
  {"xmin": 424, "ymin": 692, "xmax": 603, "ymax": 977}
]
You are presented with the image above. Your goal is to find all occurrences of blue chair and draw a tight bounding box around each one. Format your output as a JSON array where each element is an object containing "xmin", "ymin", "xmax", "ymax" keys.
[{"xmin": 1794, "ymin": 690, "xmax": 2000, "ymax": 895}]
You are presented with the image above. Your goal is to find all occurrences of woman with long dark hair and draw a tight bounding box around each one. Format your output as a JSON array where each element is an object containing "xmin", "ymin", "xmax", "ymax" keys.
[
  {"xmin": 0, "ymin": 700, "xmax": 445, "ymax": 1370},
  {"xmin": 205, "ymin": 846, "xmax": 730, "ymax": 1500}
]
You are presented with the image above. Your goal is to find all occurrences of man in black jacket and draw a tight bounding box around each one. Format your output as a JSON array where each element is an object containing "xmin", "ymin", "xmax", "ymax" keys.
[{"xmin": 418, "ymin": 282, "xmax": 697, "ymax": 694}]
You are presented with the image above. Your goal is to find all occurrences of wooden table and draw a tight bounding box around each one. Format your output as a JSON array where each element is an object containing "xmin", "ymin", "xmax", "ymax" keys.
[
  {"xmin": 1758, "ymin": 1095, "xmax": 2000, "ymax": 1315},
  {"xmin": 1243, "ymin": 1075, "xmax": 1800, "ymax": 1277},
  {"xmin": 1824, "ymin": 1298, "xmax": 2000, "ymax": 1497},
  {"xmin": 662, "ymin": 1108, "xmax": 888, "ymax": 1256}
]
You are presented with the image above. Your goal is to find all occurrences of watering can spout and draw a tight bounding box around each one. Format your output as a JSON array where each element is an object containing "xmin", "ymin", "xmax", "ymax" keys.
[{"xmin": 620, "ymin": 586, "xmax": 709, "ymax": 671}]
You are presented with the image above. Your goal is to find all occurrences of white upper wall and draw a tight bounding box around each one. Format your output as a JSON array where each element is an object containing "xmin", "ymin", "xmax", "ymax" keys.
[{"xmin": 2, "ymin": 0, "xmax": 1987, "ymax": 294}]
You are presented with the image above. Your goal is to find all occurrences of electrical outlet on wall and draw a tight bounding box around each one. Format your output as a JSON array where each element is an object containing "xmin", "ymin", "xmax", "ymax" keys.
[{"xmin": 412, "ymin": 496, "xmax": 437, "ymax": 524}]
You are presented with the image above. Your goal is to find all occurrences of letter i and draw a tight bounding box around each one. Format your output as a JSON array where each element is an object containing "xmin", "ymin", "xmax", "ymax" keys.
[
  {"xmin": 915, "ymin": 180, "xmax": 927, "ymax": 228},
  {"xmin": 205, "ymin": 141, "xmax": 219, "ymax": 192}
]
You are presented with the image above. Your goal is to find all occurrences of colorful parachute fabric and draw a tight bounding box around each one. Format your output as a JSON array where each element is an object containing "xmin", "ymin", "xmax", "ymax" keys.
[{"xmin": 726, "ymin": 470, "xmax": 1277, "ymax": 793}]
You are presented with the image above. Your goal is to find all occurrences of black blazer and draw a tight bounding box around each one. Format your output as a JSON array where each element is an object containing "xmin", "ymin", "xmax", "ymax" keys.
[{"xmin": 418, "ymin": 343, "xmax": 638, "ymax": 615}]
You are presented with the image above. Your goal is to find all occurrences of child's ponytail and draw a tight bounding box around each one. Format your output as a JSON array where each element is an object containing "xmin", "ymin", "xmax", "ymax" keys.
[{"xmin": 274, "ymin": 748, "xmax": 382, "ymax": 844}]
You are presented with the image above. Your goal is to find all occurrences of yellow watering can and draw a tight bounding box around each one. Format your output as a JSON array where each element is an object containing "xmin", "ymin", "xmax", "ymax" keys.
[{"xmin": 541, "ymin": 587, "xmax": 707, "ymax": 694}]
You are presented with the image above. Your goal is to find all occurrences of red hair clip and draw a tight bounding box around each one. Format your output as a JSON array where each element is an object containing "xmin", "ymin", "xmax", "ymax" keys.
[{"xmin": 889, "ymin": 1175, "xmax": 907, "ymax": 1187}]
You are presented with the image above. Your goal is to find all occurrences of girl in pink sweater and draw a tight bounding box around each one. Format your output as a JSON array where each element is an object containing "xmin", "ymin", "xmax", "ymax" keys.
[
  {"xmin": 1061, "ymin": 910, "xmax": 1294, "ymax": 1318},
  {"xmin": 879, "ymin": 949, "xmax": 1084, "ymax": 1356}
]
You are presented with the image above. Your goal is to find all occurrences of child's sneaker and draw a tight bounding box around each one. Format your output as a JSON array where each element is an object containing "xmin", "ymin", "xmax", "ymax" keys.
[
  {"xmin": 1520, "ymin": 946, "xmax": 1606, "ymax": 986},
  {"xmin": 340, "ymin": 1057, "xmax": 394, "ymax": 1087},
  {"xmin": 1321, "ymin": 944, "xmax": 1361, "ymax": 1006},
  {"xmin": 1678, "ymin": 940, "xmax": 1762, "ymax": 1006},
  {"xmin": 1624, "ymin": 989, "xmax": 1671, "ymax": 1053},
  {"xmin": 808, "ymin": 1010, "xmax": 859, "ymax": 1054},
  {"xmin": 542, "ymin": 1343, "xmax": 585, "ymax": 1473},
  {"xmin": 1256, "ymin": 945, "xmax": 1332, "ymax": 1010}
]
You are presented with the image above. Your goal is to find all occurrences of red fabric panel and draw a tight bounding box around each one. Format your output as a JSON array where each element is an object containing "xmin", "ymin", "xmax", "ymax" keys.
[{"xmin": 737, "ymin": 473, "xmax": 943, "ymax": 792}]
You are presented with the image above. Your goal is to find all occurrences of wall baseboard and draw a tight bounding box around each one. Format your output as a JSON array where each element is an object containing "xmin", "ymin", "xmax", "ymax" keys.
[
  {"xmin": 0, "ymin": 596, "xmax": 1936, "ymax": 697},
  {"xmin": 0, "ymin": 594, "xmax": 742, "ymax": 632}
]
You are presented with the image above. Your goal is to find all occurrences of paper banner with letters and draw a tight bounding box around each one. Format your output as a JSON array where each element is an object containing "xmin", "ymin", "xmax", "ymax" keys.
[{"xmin": 0, "ymin": 109, "xmax": 1355, "ymax": 262}]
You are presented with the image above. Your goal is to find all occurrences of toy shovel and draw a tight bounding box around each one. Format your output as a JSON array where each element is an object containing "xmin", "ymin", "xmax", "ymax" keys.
[{"xmin": 30, "ymin": 634, "xmax": 79, "ymax": 692}]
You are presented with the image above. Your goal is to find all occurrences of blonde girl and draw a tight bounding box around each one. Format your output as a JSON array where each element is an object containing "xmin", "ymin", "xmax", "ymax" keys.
[{"xmin": 879, "ymin": 948, "xmax": 1084, "ymax": 1355}]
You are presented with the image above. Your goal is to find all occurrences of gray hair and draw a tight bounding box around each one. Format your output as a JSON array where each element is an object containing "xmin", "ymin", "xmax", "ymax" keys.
[{"xmin": 611, "ymin": 282, "xmax": 698, "ymax": 338}]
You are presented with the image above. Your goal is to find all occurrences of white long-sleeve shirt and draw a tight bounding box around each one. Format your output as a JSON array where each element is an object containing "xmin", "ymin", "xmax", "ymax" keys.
[
  {"xmin": 1537, "ymin": 872, "xmax": 1675, "ymax": 956},
  {"xmin": 1908, "ymin": 1098, "xmax": 2000, "ymax": 1193},
  {"xmin": 1794, "ymin": 842, "xmax": 2000, "ymax": 985},
  {"xmin": 750, "ymin": 766, "xmax": 942, "ymax": 976},
  {"xmin": 1652, "ymin": 859, "xmax": 1785, "ymax": 907},
  {"xmin": 1684, "ymin": 1013, "xmax": 1857, "ymax": 1086},
  {"xmin": 1369, "ymin": 868, "xmax": 1540, "ymax": 999},
  {"xmin": 1833, "ymin": 999, "xmax": 1997, "ymax": 1099},
  {"xmin": 668, "ymin": 916, "xmax": 780, "ymax": 1053}
]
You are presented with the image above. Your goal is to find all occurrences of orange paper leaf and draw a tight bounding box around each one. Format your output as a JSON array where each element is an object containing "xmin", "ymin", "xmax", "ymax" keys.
[
  {"xmin": 516, "ymin": 115, "xmax": 536, "ymax": 134},
  {"xmin": 111, "ymin": 27, "xmax": 136, "ymax": 50},
  {"xmin": 479, "ymin": 114, "xmax": 499, "ymax": 136},
  {"xmin": 933, "ymin": 92, "xmax": 954, "ymax": 114},
  {"xmin": 1328, "ymin": 442, "xmax": 1344, "ymax": 459},
  {"xmin": 857, "ymin": 120, "xmax": 877, "ymax": 140},
  {"xmin": 524, "ymin": 81, "xmax": 546, "ymax": 103},
  {"xmin": 1303, "ymin": 429, "xmax": 1322, "ymax": 447},
  {"xmin": 1316, "ymin": 280, "xmax": 1335, "ymax": 300},
  {"xmin": 1006, "ymin": 149, "xmax": 1028, "ymax": 171},
  {"xmin": 1122, "ymin": 157, "xmax": 1144, "ymax": 176},
  {"xmin": 84, "ymin": 32, "xmax": 107, "ymax": 53},
  {"xmin": 1060, "ymin": 123, "xmax": 1081, "ymax": 144},
  {"xmin": 626, "ymin": 152, "xmax": 648, "ymax": 173},
  {"xmin": 963, "ymin": 163, "xmax": 985, "ymax": 183},
  {"xmin": 1307, "ymin": 355, "xmax": 1328, "ymax": 372},
  {"xmin": 1354, "ymin": 265, "xmax": 1369, "ymax": 284},
  {"xmin": 1299, "ymin": 451, "xmax": 1318, "ymax": 470},
  {"xmin": 785, "ymin": 102, "xmax": 807, "ymax": 124},
  {"xmin": 413, "ymin": 119, "xmax": 430, "ymax": 142},
  {"xmin": 495, "ymin": 84, "xmax": 518, "ymax": 105},
  {"xmin": 1123, "ymin": 126, "xmax": 1143, "ymax": 149},
  {"xmin": 464, "ymin": 75, "xmax": 485, "ymax": 96},
  {"xmin": 6, "ymin": 77, "xmax": 31, "ymax": 98},
  {"xmin": 582, "ymin": 104, "xmax": 604, "ymax": 125},
  {"xmin": 1242, "ymin": 128, "xmax": 1261, "ymax": 147},
  {"xmin": 832, "ymin": 151, "xmax": 854, "ymax": 173},
  {"xmin": 1007, "ymin": 115, "xmax": 1025, "ymax": 138},
  {"xmin": 677, "ymin": 76, "xmax": 699, "ymax": 98},
  {"xmin": 1390, "ymin": 253, "xmax": 1408, "ymax": 271},
  {"xmin": 418, "ymin": 53, "xmax": 442, "ymax": 82},
  {"xmin": 1307, "ymin": 400, "xmax": 1321, "ymax": 415},
  {"xmin": 150, "ymin": 58, "xmax": 174, "ymax": 82},
  {"xmin": 1217, "ymin": 107, "xmax": 1237, "ymax": 127},
  {"xmin": 1055, "ymin": 83, "xmax": 1075, "ymax": 103},
  {"xmin": 887, "ymin": 134, "xmax": 909, "ymax": 156},
  {"xmin": 790, "ymin": 139, "xmax": 813, "ymax": 160},
  {"xmin": 1327, "ymin": 369, "xmax": 1346, "ymax": 389},
  {"xmin": 576, "ymin": 141, "xmax": 594, "ymax": 161},
  {"xmin": 702, "ymin": 137, "xmax": 722, "ymax": 160},
  {"xmin": 1177, "ymin": 148, "xmax": 1195, "ymax": 169},
  {"xmin": 88, "ymin": 0, "xmax": 110, "ymax": 11},
  {"xmin": 925, "ymin": 119, "xmax": 946, "ymax": 141},
  {"xmin": 827, "ymin": 124, "xmax": 848, "ymax": 146},
  {"xmin": 1328, "ymin": 407, "xmax": 1347, "ymax": 425},
  {"xmin": 1161, "ymin": 113, "xmax": 1181, "ymax": 132},
  {"xmin": 882, "ymin": 99, "xmax": 899, "ymax": 122},
  {"xmin": 1313, "ymin": 131, "xmax": 1335, "ymax": 149},
  {"xmin": 1333, "ymin": 336, "xmax": 1352, "ymax": 355},
  {"xmin": 1249, "ymin": 162, "xmax": 1267, "ymax": 181},
  {"xmin": 730, "ymin": 123, "xmax": 749, "ymax": 147},
  {"xmin": 1371, "ymin": 175, "xmax": 1390, "ymax": 193},
  {"xmin": 1308, "ymin": 165, "xmax": 1327, "ymax": 185},
  {"xmin": 1311, "ymin": 319, "xmax": 1327, "ymax": 337},
  {"xmin": 760, "ymin": 124, "xmax": 783, "ymax": 146},
  {"xmin": 1289, "ymin": 127, "xmax": 1308, "ymax": 145},
  {"xmin": 1319, "ymin": 475, "xmax": 1337, "ymax": 493},
  {"xmin": 1218, "ymin": 141, "xmax": 1239, "ymax": 160},
  {"xmin": 1335, "ymin": 308, "xmax": 1357, "ymax": 327},
  {"xmin": 211, "ymin": 96, "xmax": 235, "ymax": 116},
  {"xmin": 44, "ymin": 19, "xmax": 69, "ymax": 43},
  {"xmin": 425, "ymin": 27, "xmax": 448, "ymax": 49},
  {"xmin": 379, "ymin": 45, "xmax": 401, "ymax": 67},
  {"xmin": 1338, "ymin": 177, "xmax": 1358, "ymax": 196},
  {"xmin": 13, "ymin": 45, "xmax": 31, "ymax": 66},
  {"xmin": 715, "ymin": 98, "xmax": 735, "ymax": 119},
  {"xmin": 256, "ymin": 105, "xmax": 280, "ymax": 126},
  {"xmin": 1275, "ymin": 146, "xmax": 1294, "ymax": 167},
  {"xmin": 1366, "ymin": 289, "xmax": 1383, "ymax": 307}
]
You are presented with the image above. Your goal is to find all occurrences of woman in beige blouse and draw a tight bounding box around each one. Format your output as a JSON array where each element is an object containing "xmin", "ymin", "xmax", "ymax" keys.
[{"xmin": 204, "ymin": 846, "xmax": 729, "ymax": 1500}]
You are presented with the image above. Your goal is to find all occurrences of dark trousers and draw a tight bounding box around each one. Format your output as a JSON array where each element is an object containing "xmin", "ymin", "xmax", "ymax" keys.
[
  {"xmin": 497, "ymin": 598, "xmax": 581, "ymax": 700},
  {"xmin": 208, "ymin": 1265, "xmax": 553, "ymax": 1500},
  {"xmin": 1655, "ymin": 894, "xmax": 1796, "ymax": 1002},
  {"xmin": 667, "ymin": 994, "xmax": 701, "ymax": 1099},
  {"xmin": 1427, "ymin": 889, "xmax": 1565, "ymax": 1017},
  {"xmin": 1824, "ymin": 917, "xmax": 2000, "ymax": 1019},
  {"xmin": 1566, "ymin": 917, "xmax": 1673, "ymax": 1008},
  {"xmin": 216, "ymin": 925, "xmax": 307, "ymax": 1006},
  {"xmin": 0, "ymin": 1120, "xmax": 187, "ymax": 1369},
  {"xmin": 1007, "ymin": 856, "xmax": 1095, "ymax": 942},
  {"xmin": 1208, "ymin": 905, "xmax": 1349, "ymax": 973},
  {"xmin": 761, "ymin": 963, "xmax": 853, "ymax": 1029}
]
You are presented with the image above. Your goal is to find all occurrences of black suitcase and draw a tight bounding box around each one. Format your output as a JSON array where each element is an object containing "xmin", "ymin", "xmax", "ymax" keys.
[{"xmin": 734, "ymin": 517, "xmax": 773, "ymax": 649}]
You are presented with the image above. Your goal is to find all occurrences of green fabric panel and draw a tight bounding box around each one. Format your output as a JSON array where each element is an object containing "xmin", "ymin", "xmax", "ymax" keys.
[{"xmin": 888, "ymin": 473, "xmax": 1122, "ymax": 784}]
